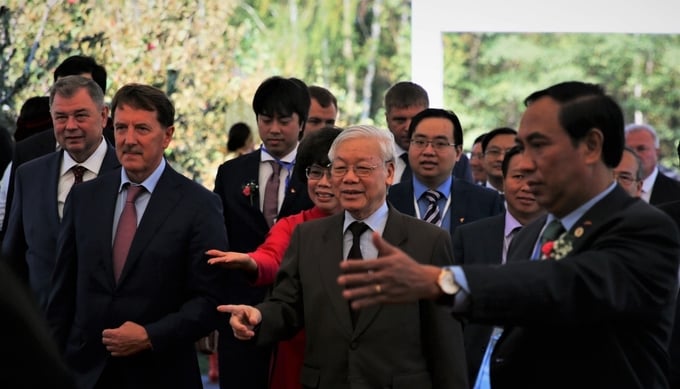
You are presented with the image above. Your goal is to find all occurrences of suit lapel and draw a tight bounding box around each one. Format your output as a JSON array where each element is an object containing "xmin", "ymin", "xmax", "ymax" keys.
[
  {"xmin": 88, "ymin": 172, "xmax": 122, "ymax": 289},
  {"xmin": 318, "ymin": 214, "xmax": 354, "ymax": 336},
  {"xmin": 387, "ymin": 183, "xmax": 416, "ymax": 217},
  {"xmin": 449, "ymin": 179, "xmax": 469, "ymax": 234},
  {"xmin": 47, "ymin": 152, "xmax": 64, "ymax": 226}
]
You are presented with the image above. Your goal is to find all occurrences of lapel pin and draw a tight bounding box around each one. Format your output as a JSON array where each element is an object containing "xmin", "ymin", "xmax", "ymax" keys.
[
  {"xmin": 459, "ymin": 217, "xmax": 465, "ymax": 223},
  {"xmin": 574, "ymin": 227, "xmax": 584, "ymax": 238}
]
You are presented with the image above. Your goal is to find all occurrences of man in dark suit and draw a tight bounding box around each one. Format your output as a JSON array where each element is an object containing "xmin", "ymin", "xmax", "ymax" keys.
[
  {"xmin": 388, "ymin": 108, "xmax": 503, "ymax": 240},
  {"xmin": 2, "ymin": 76, "xmax": 119, "ymax": 311},
  {"xmin": 213, "ymin": 76, "xmax": 313, "ymax": 389},
  {"xmin": 1, "ymin": 55, "xmax": 114, "ymax": 242},
  {"xmin": 453, "ymin": 146, "xmax": 545, "ymax": 385},
  {"xmin": 46, "ymin": 83, "xmax": 228, "ymax": 389},
  {"xmin": 625, "ymin": 123, "xmax": 680, "ymax": 204},
  {"xmin": 340, "ymin": 81, "xmax": 680, "ymax": 389},
  {"xmin": 221, "ymin": 125, "xmax": 467, "ymax": 388}
]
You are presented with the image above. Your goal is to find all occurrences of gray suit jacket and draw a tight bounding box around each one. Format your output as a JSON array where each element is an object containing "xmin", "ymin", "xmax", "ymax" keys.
[
  {"xmin": 257, "ymin": 207, "xmax": 468, "ymax": 389},
  {"xmin": 1, "ymin": 146, "xmax": 119, "ymax": 311}
]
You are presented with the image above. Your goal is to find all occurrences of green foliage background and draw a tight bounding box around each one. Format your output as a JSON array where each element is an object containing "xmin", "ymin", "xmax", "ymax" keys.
[{"xmin": 2, "ymin": 1, "xmax": 680, "ymax": 185}]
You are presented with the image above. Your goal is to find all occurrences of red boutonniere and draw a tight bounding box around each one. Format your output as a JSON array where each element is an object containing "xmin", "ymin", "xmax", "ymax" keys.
[
  {"xmin": 541, "ymin": 241, "xmax": 555, "ymax": 258},
  {"xmin": 242, "ymin": 180, "xmax": 259, "ymax": 206}
]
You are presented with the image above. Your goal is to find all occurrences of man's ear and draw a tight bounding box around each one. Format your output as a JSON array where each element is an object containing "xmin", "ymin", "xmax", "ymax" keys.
[{"xmin": 583, "ymin": 127, "xmax": 604, "ymax": 164}]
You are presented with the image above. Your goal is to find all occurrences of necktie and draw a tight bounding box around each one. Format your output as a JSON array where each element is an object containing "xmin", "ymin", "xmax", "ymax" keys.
[
  {"xmin": 347, "ymin": 221, "xmax": 370, "ymax": 260},
  {"xmin": 112, "ymin": 184, "xmax": 144, "ymax": 282},
  {"xmin": 71, "ymin": 165, "xmax": 87, "ymax": 185},
  {"xmin": 347, "ymin": 221, "xmax": 370, "ymax": 326},
  {"xmin": 400, "ymin": 153, "xmax": 412, "ymax": 182},
  {"xmin": 422, "ymin": 190, "xmax": 444, "ymax": 224},
  {"xmin": 537, "ymin": 219, "xmax": 565, "ymax": 259},
  {"xmin": 263, "ymin": 161, "xmax": 282, "ymax": 228}
]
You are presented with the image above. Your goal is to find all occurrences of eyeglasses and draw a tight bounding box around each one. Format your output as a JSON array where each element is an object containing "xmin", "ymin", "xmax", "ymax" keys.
[
  {"xmin": 305, "ymin": 165, "xmax": 331, "ymax": 180},
  {"xmin": 484, "ymin": 147, "xmax": 513, "ymax": 158},
  {"xmin": 409, "ymin": 138, "xmax": 457, "ymax": 150},
  {"xmin": 330, "ymin": 163, "xmax": 385, "ymax": 177},
  {"xmin": 470, "ymin": 152, "xmax": 484, "ymax": 160},
  {"xmin": 614, "ymin": 172, "xmax": 637, "ymax": 185}
]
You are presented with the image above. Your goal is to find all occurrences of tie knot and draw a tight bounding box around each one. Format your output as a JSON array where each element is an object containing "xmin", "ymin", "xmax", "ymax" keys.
[
  {"xmin": 541, "ymin": 219, "xmax": 565, "ymax": 243},
  {"xmin": 268, "ymin": 160, "xmax": 283, "ymax": 174},
  {"xmin": 72, "ymin": 165, "xmax": 87, "ymax": 184},
  {"xmin": 348, "ymin": 221, "xmax": 370, "ymax": 238},
  {"xmin": 125, "ymin": 184, "xmax": 145, "ymax": 203},
  {"xmin": 423, "ymin": 190, "xmax": 443, "ymax": 203}
]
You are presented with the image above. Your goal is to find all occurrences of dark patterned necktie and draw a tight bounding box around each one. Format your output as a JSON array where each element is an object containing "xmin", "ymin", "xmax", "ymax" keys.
[
  {"xmin": 72, "ymin": 165, "xmax": 87, "ymax": 185},
  {"xmin": 422, "ymin": 190, "xmax": 444, "ymax": 224},
  {"xmin": 263, "ymin": 161, "xmax": 282, "ymax": 228}
]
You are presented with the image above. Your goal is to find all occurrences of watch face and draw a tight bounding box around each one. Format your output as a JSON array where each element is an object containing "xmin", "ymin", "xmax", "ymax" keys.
[{"xmin": 438, "ymin": 269, "xmax": 459, "ymax": 295}]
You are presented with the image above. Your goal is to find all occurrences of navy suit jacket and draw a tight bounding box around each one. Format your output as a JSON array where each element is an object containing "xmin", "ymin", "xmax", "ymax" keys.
[
  {"xmin": 1, "ymin": 145, "xmax": 119, "ymax": 311},
  {"xmin": 257, "ymin": 208, "xmax": 468, "ymax": 389},
  {"xmin": 46, "ymin": 164, "xmax": 229, "ymax": 389},
  {"xmin": 462, "ymin": 186, "xmax": 680, "ymax": 389},
  {"xmin": 388, "ymin": 177, "xmax": 504, "ymax": 240},
  {"xmin": 212, "ymin": 149, "xmax": 313, "ymax": 389},
  {"xmin": 650, "ymin": 171, "xmax": 680, "ymax": 205},
  {"xmin": 452, "ymin": 213, "xmax": 505, "ymax": 384}
]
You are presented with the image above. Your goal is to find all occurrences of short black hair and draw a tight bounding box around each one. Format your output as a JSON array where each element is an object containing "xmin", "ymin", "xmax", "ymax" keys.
[
  {"xmin": 481, "ymin": 127, "xmax": 517, "ymax": 152},
  {"xmin": 473, "ymin": 132, "xmax": 487, "ymax": 146},
  {"xmin": 252, "ymin": 76, "xmax": 310, "ymax": 128},
  {"xmin": 53, "ymin": 55, "xmax": 107, "ymax": 93},
  {"xmin": 407, "ymin": 108, "xmax": 463, "ymax": 146},
  {"xmin": 525, "ymin": 81, "xmax": 623, "ymax": 168},
  {"xmin": 384, "ymin": 81, "xmax": 429, "ymax": 111},
  {"xmin": 501, "ymin": 145, "xmax": 523, "ymax": 177},
  {"xmin": 295, "ymin": 126, "xmax": 343, "ymax": 184},
  {"xmin": 227, "ymin": 122, "xmax": 252, "ymax": 152}
]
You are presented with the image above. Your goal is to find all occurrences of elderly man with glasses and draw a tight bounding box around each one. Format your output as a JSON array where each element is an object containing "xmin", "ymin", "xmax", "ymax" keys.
[
  {"xmin": 219, "ymin": 125, "xmax": 468, "ymax": 389},
  {"xmin": 613, "ymin": 146, "xmax": 644, "ymax": 198},
  {"xmin": 388, "ymin": 108, "xmax": 504, "ymax": 241}
]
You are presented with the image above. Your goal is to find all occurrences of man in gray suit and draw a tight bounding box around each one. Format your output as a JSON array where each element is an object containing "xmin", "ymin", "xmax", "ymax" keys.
[
  {"xmin": 2, "ymin": 75, "xmax": 119, "ymax": 311},
  {"xmin": 221, "ymin": 125, "xmax": 468, "ymax": 388}
]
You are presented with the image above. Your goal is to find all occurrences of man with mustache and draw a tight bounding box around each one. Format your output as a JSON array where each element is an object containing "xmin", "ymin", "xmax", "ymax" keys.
[
  {"xmin": 212, "ymin": 76, "xmax": 313, "ymax": 389},
  {"xmin": 388, "ymin": 108, "xmax": 503, "ymax": 241},
  {"xmin": 2, "ymin": 75, "xmax": 119, "ymax": 311}
]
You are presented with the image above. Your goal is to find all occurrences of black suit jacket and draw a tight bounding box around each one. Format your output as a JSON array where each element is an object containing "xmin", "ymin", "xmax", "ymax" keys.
[
  {"xmin": 257, "ymin": 208, "xmax": 468, "ymax": 389},
  {"xmin": 452, "ymin": 213, "xmax": 505, "ymax": 384},
  {"xmin": 650, "ymin": 171, "xmax": 680, "ymax": 205},
  {"xmin": 388, "ymin": 177, "xmax": 504, "ymax": 241},
  {"xmin": 213, "ymin": 149, "xmax": 313, "ymax": 389},
  {"xmin": 462, "ymin": 186, "xmax": 680, "ymax": 389},
  {"xmin": 2, "ymin": 146, "xmax": 119, "ymax": 311},
  {"xmin": 46, "ymin": 164, "xmax": 228, "ymax": 389},
  {"xmin": 657, "ymin": 199, "xmax": 680, "ymax": 389}
]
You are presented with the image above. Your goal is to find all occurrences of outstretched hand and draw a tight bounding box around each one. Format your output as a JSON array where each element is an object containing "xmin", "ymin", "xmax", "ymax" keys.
[
  {"xmin": 217, "ymin": 304, "xmax": 262, "ymax": 340},
  {"xmin": 337, "ymin": 232, "xmax": 442, "ymax": 309},
  {"xmin": 206, "ymin": 249, "xmax": 258, "ymax": 273}
]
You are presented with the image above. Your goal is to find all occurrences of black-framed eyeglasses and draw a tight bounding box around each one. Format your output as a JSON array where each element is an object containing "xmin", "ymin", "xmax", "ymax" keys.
[
  {"xmin": 409, "ymin": 138, "xmax": 457, "ymax": 151},
  {"xmin": 330, "ymin": 163, "xmax": 385, "ymax": 177},
  {"xmin": 305, "ymin": 165, "xmax": 331, "ymax": 180}
]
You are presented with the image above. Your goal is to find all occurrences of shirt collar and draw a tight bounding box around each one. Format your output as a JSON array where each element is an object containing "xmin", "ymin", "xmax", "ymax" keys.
[
  {"xmin": 545, "ymin": 181, "xmax": 617, "ymax": 231},
  {"xmin": 413, "ymin": 176, "xmax": 452, "ymax": 200},
  {"xmin": 504, "ymin": 211, "xmax": 523, "ymax": 237},
  {"xmin": 60, "ymin": 137, "xmax": 107, "ymax": 176},
  {"xmin": 118, "ymin": 158, "xmax": 166, "ymax": 194},
  {"xmin": 260, "ymin": 145, "xmax": 298, "ymax": 165},
  {"xmin": 641, "ymin": 165, "xmax": 658, "ymax": 195},
  {"xmin": 343, "ymin": 201, "xmax": 389, "ymax": 235}
]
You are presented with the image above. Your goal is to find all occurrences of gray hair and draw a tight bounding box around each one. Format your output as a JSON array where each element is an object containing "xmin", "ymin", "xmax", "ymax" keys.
[
  {"xmin": 49, "ymin": 75, "xmax": 105, "ymax": 109},
  {"xmin": 328, "ymin": 125, "xmax": 396, "ymax": 163},
  {"xmin": 624, "ymin": 123, "xmax": 659, "ymax": 148}
]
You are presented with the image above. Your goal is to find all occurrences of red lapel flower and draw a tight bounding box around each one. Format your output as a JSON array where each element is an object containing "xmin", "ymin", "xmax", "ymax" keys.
[{"xmin": 242, "ymin": 180, "xmax": 259, "ymax": 206}]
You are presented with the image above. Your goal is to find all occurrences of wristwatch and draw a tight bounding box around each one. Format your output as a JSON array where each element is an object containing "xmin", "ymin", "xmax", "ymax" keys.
[{"xmin": 436, "ymin": 268, "xmax": 459, "ymax": 305}]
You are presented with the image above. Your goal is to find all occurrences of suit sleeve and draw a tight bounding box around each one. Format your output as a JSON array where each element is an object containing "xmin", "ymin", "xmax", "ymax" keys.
[
  {"xmin": 143, "ymin": 191, "xmax": 230, "ymax": 351},
  {"xmin": 255, "ymin": 225, "xmax": 305, "ymax": 345},
  {"xmin": 420, "ymin": 228, "xmax": 469, "ymax": 389},
  {"xmin": 1, "ymin": 167, "xmax": 29, "ymax": 284}
]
